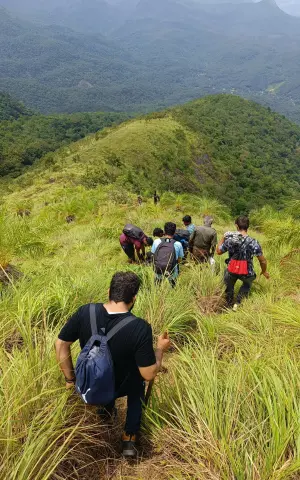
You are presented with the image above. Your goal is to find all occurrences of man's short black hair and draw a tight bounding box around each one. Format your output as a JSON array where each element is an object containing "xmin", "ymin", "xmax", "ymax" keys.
[
  {"xmin": 146, "ymin": 237, "xmax": 153, "ymax": 246},
  {"xmin": 236, "ymin": 216, "xmax": 250, "ymax": 231},
  {"xmin": 153, "ymin": 228, "xmax": 164, "ymax": 237},
  {"xmin": 182, "ymin": 215, "xmax": 192, "ymax": 224},
  {"xmin": 109, "ymin": 272, "xmax": 141, "ymax": 304},
  {"xmin": 164, "ymin": 222, "xmax": 176, "ymax": 236}
]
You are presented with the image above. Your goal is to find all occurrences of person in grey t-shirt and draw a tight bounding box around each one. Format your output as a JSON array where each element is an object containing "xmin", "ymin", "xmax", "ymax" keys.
[{"xmin": 189, "ymin": 216, "xmax": 217, "ymax": 263}]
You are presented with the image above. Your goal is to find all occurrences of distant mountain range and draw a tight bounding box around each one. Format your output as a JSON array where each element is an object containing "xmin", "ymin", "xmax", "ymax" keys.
[{"xmin": 1, "ymin": 0, "xmax": 300, "ymax": 120}]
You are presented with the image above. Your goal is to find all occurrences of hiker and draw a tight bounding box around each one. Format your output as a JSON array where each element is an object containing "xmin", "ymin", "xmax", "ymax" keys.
[
  {"xmin": 151, "ymin": 222, "xmax": 184, "ymax": 287},
  {"xmin": 182, "ymin": 215, "xmax": 195, "ymax": 235},
  {"xmin": 173, "ymin": 228, "xmax": 190, "ymax": 263},
  {"xmin": 153, "ymin": 191, "xmax": 160, "ymax": 205},
  {"xmin": 55, "ymin": 272, "xmax": 171, "ymax": 458},
  {"xmin": 120, "ymin": 224, "xmax": 153, "ymax": 263},
  {"xmin": 137, "ymin": 195, "xmax": 143, "ymax": 206},
  {"xmin": 217, "ymin": 216, "xmax": 270, "ymax": 311},
  {"xmin": 153, "ymin": 227, "xmax": 164, "ymax": 238},
  {"xmin": 189, "ymin": 215, "xmax": 217, "ymax": 264},
  {"xmin": 144, "ymin": 228, "xmax": 164, "ymax": 265}
]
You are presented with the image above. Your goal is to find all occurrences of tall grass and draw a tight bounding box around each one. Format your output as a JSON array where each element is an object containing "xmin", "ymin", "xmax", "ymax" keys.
[{"xmin": 0, "ymin": 191, "xmax": 299, "ymax": 479}]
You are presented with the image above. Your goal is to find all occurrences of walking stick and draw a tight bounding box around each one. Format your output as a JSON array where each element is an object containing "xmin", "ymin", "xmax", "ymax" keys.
[{"xmin": 145, "ymin": 379, "xmax": 154, "ymax": 406}]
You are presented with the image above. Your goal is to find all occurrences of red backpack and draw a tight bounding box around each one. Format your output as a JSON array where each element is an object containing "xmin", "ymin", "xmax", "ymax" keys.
[{"xmin": 227, "ymin": 237, "xmax": 251, "ymax": 276}]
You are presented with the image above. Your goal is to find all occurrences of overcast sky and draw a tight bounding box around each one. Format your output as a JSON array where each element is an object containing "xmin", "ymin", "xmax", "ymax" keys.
[
  {"xmin": 1, "ymin": 0, "xmax": 300, "ymax": 16},
  {"xmin": 278, "ymin": 0, "xmax": 300, "ymax": 14}
]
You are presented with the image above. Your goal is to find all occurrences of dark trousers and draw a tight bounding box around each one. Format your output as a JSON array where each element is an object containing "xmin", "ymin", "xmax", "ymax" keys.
[
  {"xmin": 121, "ymin": 243, "xmax": 135, "ymax": 261},
  {"xmin": 105, "ymin": 374, "xmax": 145, "ymax": 435},
  {"xmin": 224, "ymin": 270, "xmax": 256, "ymax": 306}
]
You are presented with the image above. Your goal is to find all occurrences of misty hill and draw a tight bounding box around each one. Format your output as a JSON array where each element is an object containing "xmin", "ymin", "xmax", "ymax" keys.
[
  {"xmin": 0, "ymin": 7, "xmax": 142, "ymax": 113},
  {"xmin": 5, "ymin": 95, "xmax": 299, "ymax": 214},
  {"xmin": 2, "ymin": 1, "xmax": 300, "ymax": 120}
]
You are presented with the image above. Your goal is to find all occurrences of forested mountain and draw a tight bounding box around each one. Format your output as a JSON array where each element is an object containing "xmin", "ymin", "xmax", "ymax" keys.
[
  {"xmin": 0, "ymin": 92, "xmax": 33, "ymax": 120},
  {"xmin": 1, "ymin": 1, "xmax": 300, "ymax": 120},
  {"xmin": 3, "ymin": 95, "xmax": 299, "ymax": 214}
]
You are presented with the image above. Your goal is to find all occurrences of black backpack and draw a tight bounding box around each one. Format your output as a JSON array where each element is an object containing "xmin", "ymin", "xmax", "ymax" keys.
[
  {"xmin": 175, "ymin": 229, "xmax": 190, "ymax": 241},
  {"xmin": 123, "ymin": 224, "xmax": 144, "ymax": 241},
  {"xmin": 154, "ymin": 239, "xmax": 177, "ymax": 275}
]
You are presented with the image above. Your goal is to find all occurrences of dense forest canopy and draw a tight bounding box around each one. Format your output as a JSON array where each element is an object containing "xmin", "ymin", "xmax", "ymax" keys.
[
  {"xmin": 1, "ymin": 1, "xmax": 300, "ymax": 120},
  {"xmin": 0, "ymin": 92, "xmax": 33, "ymax": 121},
  {"xmin": 0, "ymin": 95, "xmax": 129, "ymax": 177}
]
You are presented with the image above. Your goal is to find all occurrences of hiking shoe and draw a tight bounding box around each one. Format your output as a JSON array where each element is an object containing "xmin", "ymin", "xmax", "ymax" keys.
[
  {"xmin": 232, "ymin": 303, "xmax": 238, "ymax": 312},
  {"xmin": 122, "ymin": 433, "xmax": 137, "ymax": 458}
]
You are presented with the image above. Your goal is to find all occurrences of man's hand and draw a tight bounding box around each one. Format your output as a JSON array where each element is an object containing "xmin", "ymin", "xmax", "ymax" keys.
[
  {"xmin": 261, "ymin": 271, "xmax": 270, "ymax": 280},
  {"xmin": 66, "ymin": 381, "xmax": 75, "ymax": 390},
  {"xmin": 157, "ymin": 332, "xmax": 171, "ymax": 352},
  {"xmin": 139, "ymin": 332, "xmax": 171, "ymax": 381}
]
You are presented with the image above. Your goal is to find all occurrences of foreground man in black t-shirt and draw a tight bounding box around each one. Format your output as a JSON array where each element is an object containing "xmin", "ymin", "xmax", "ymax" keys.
[{"xmin": 55, "ymin": 271, "xmax": 170, "ymax": 457}]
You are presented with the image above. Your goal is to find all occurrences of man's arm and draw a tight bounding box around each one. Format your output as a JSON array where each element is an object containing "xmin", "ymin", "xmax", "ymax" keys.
[
  {"xmin": 55, "ymin": 307, "xmax": 81, "ymax": 388},
  {"xmin": 138, "ymin": 333, "xmax": 171, "ymax": 382},
  {"xmin": 257, "ymin": 255, "xmax": 270, "ymax": 279},
  {"xmin": 211, "ymin": 231, "xmax": 218, "ymax": 256},
  {"xmin": 55, "ymin": 339, "xmax": 76, "ymax": 389},
  {"xmin": 216, "ymin": 236, "xmax": 225, "ymax": 255},
  {"xmin": 138, "ymin": 244, "xmax": 146, "ymax": 260},
  {"xmin": 189, "ymin": 230, "xmax": 195, "ymax": 249},
  {"xmin": 177, "ymin": 243, "xmax": 184, "ymax": 264}
]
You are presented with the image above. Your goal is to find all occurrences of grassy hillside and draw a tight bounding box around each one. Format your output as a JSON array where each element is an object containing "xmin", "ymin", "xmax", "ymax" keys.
[
  {"xmin": 4, "ymin": 95, "xmax": 299, "ymax": 214},
  {"xmin": 0, "ymin": 167, "xmax": 299, "ymax": 478},
  {"xmin": 0, "ymin": 108, "xmax": 129, "ymax": 177}
]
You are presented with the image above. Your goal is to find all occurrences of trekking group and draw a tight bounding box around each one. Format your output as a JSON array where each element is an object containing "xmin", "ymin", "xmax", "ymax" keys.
[{"xmin": 56, "ymin": 213, "xmax": 269, "ymax": 458}]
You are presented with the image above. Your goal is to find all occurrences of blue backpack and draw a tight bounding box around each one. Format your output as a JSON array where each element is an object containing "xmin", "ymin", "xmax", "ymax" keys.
[{"xmin": 75, "ymin": 304, "xmax": 135, "ymax": 405}]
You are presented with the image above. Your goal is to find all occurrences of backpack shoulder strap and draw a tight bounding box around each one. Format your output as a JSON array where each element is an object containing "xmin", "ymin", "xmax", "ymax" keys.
[
  {"xmin": 106, "ymin": 315, "xmax": 136, "ymax": 341},
  {"xmin": 89, "ymin": 303, "xmax": 98, "ymax": 335},
  {"xmin": 89, "ymin": 303, "xmax": 106, "ymax": 336}
]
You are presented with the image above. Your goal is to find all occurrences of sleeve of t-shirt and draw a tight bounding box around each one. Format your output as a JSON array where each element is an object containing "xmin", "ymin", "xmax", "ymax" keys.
[
  {"xmin": 133, "ymin": 239, "xmax": 142, "ymax": 251},
  {"xmin": 220, "ymin": 239, "xmax": 228, "ymax": 253},
  {"xmin": 177, "ymin": 243, "xmax": 184, "ymax": 259},
  {"xmin": 58, "ymin": 306, "xmax": 83, "ymax": 343},
  {"xmin": 135, "ymin": 323, "xmax": 156, "ymax": 368},
  {"xmin": 151, "ymin": 239, "xmax": 160, "ymax": 254},
  {"xmin": 253, "ymin": 240, "xmax": 263, "ymax": 257}
]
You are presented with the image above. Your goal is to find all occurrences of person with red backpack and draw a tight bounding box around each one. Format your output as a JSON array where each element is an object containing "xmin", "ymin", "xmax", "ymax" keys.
[
  {"xmin": 151, "ymin": 222, "xmax": 184, "ymax": 288},
  {"xmin": 217, "ymin": 216, "xmax": 270, "ymax": 311},
  {"xmin": 120, "ymin": 224, "xmax": 153, "ymax": 263}
]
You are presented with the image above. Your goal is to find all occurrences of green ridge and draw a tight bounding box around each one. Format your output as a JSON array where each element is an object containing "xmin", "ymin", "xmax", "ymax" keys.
[{"xmin": 3, "ymin": 95, "xmax": 299, "ymax": 214}]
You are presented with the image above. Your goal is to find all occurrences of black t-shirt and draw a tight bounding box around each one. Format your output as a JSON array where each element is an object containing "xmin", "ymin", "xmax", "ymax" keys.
[{"xmin": 58, "ymin": 303, "xmax": 156, "ymax": 388}]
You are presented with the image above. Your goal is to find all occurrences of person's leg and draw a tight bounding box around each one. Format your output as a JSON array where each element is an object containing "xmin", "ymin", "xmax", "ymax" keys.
[
  {"xmin": 115, "ymin": 374, "xmax": 145, "ymax": 434},
  {"xmin": 124, "ymin": 377, "xmax": 145, "ymax": 435},
  {"xmin": 122, "ymin": 243, "xmax": 135, "ymax": 262},
  {"xmin": 116, "ymin": 374, "xmax": 145, "ymax": 457},
  {"xmin": 97, "ymin": 400, "xmax": 116, "ymax": 419},
  {"xmin": 237, "ymin": 275, "xmax": 256, "ymax": 304},
  {"xmin": 224, "ymin": 270, "xmax": 238, "ymax": 307}
]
